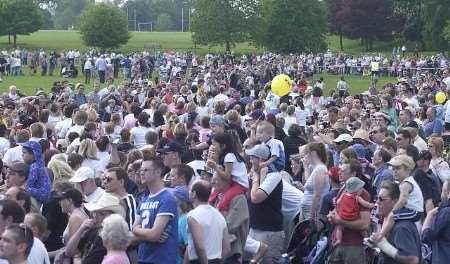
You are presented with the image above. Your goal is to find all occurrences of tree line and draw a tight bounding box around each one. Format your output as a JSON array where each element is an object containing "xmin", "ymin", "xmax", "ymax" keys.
[
  {"xmin": 1, "ymin": 0, "xmax": 450, "ymax": 53},
  {"xmin": 192, "ymin": 0, "xmax": 450, "ymax": 53}
]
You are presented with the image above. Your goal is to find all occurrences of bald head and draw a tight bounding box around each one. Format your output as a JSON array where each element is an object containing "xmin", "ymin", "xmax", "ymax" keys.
[{"xmin": 191, "ymin": 180, "xmax": 212, "ymax": 202}]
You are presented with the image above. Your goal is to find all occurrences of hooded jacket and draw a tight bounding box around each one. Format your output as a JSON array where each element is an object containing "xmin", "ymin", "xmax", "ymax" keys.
[{"xmin": 23, "ymin": 141, "xmax": 51, "ymax": 204}]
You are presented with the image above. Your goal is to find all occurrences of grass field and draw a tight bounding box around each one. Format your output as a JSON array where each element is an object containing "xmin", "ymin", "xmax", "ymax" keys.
[
  {"xmin": 0, "ymin": 30, "xmax": 259, "ymax": 54},
  {"xmin": 0, "ymin": 68, "xmax": 397, "ymax": 96},
  {"xmin": 0, "ymin": 30, "xmax": 432, "ymax": 55}
]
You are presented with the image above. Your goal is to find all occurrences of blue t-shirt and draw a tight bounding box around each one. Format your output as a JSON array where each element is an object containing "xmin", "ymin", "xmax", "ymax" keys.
[
  {"xmin": 137, "ymin": 188, "xmax": 179, "ymax": 264},
  {"xmin": 177, "ymin": 214, "xmax": 188, "ymax": 264}
]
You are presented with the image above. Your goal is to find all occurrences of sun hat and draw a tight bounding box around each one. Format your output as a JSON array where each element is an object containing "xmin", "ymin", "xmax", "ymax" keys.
[
  {"xmin": 70, "ymin": 167, "xmax": 95, "ymax": 183},
  {"xmin": 245, "ymin": 144, "xmax": 270, "ymax": 160},
  {"xmin": 353, "ymin": 129, "xmax": 370, "ymax": 142},
  {"xmin": 84, "ymin": 192, "xmax": 125, "ymax": 217},
  {"xmin": 345, "ymin": 177, "xmax": 366, "ymax": 193}
]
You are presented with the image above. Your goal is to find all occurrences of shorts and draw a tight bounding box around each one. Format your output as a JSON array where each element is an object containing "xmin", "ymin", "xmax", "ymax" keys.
[
  {"xmin": 392, "ymin": 207, "xmax": 422, "ymax": 222},
  {"xmin": 327, "ymin": 245, "xmax": 366, "ymax": 264}
]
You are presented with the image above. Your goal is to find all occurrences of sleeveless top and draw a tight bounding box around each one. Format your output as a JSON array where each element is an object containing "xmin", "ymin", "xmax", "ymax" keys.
[
  {"xmin": 403, "ymin": 176, "xmax": 424, "ymax": 213},
  {"xmin": 301, "ymin": 163, "xmax": 330, "ymax": 207}
]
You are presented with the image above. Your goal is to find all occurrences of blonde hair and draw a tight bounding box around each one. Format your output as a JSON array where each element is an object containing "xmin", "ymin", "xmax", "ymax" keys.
[
  {"xmin": 185, "ymin": 102, "xmax": 197, "ymax": 113},
  {"xmin": 78, "ymin": 138, "xmax": 98, "ymax": 160},
  {"xmin": 100, "ymin": 214, "xmax": 132, "ymax": 251},
  {"xmin": 173, "ymin": 123, "xmax": 187, "ymax": 138},
  {"xmin": 428, "ymin": 137, "xmax": 444, "ymax": 157}
]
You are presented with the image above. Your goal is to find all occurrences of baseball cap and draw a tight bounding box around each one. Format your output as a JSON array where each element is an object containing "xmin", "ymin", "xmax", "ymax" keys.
[
  {"xmin": 157, "ymin": 141, "xmax": 183, "ymax": 154},
  {"xmin": 245, "ymin": 144, "xmax": 270, "ymax": 160},
  {"xmin": 388, "ymin": 155, "xmax": 415, "ymax": 170},
  {"xmin": 55, "ymin": 188, "xmax": 84, "ymax": 204},
  {"xmin": 345, "ymin": 177, "xmax": 365, "ymax": 193},
  {"xmin": 84, "ymin": 192, "xmax": 125, "ymax": 217},
  {"xmin": 326, "ymin": 100, "xmax": 336, "ymax": 108},
  {"xmin": 70, "ymin": 167, "xmax": 95, "ymax": 183},
  {"xmin": 209, "ymin": 115, "xmax": 226, "ymax": 126},
  {"xmin": 418, "ymin": 150, "xmax": 432, "ymax": 161},
  {"xmin": 333, "ymin": 134, "xmax": 353, "ymax": 143}
]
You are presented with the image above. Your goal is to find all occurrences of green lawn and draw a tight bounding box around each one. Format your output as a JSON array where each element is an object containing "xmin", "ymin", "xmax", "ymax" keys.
[
  {"xmin": 1, "ymin": 30, "xmax": 434, "ymax": 55},
  {"xmin": 0, "ymin": 30, "xmax": 259, "ymax": 54},
  {"xmin": 0, "ymin": 68, "xmax": 397, "ymax": 96}
]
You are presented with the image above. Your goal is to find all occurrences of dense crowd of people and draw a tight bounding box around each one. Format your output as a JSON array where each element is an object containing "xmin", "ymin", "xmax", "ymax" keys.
[{"xmin": 0, "ymin": 49, "xmax": 448, "ymax": 264}]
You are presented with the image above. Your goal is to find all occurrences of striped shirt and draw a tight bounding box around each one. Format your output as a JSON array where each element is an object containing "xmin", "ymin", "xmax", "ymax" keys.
[{"xmin": 122, "ymin": 194, "xmax": 137, "ymax": 230}]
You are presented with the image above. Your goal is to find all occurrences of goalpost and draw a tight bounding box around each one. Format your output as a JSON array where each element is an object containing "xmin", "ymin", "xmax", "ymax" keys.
[{"xmin": 138, "ymin": 22, "xmax": 153, "ymax": 32}]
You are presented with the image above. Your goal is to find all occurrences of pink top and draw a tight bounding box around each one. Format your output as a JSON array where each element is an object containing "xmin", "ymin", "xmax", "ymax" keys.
[
  {"xmin": 101, "ymin": 251, "xmax": 130, "ymax": 264},
  {"xmin": 123, "ymin": 113, "xmax": 137, "ymax": 130}
]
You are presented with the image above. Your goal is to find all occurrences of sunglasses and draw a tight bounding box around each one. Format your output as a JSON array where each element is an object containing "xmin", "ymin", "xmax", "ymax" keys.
[{"xmin": 395, "ymin": 137, "xmax": 403, "ymax": 141}]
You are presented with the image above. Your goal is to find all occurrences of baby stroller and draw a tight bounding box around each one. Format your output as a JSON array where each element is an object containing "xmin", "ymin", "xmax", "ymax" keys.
[{"xmin": 275, "ymin": 220, "xmax": 330, "ymax": 264}]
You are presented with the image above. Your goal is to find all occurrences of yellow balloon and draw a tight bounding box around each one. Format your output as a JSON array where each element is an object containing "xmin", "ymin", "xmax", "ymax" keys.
[
  {"xmin": 271, "ymin": 74, "xmax": 293, "ymax": 97},
  {"xmin": 436, "ymin": 91, "xmax": 446, "ymax": 104}
]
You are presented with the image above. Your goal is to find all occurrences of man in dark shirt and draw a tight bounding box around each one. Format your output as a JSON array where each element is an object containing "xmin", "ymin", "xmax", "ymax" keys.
[
  {"xmin": 414, "ymin": 150, "xmax": 438, "ymax": 213},
  {"xmin": 416, "ymin": 150, "xmax": 442, "ymax": 208},
  {"xmin": 368, "ymin": 181, "xmax": 421, "ymax": 264},
  {"xmin": 246, "ymin": 144, "xmax": 284, "ymax": 263}
]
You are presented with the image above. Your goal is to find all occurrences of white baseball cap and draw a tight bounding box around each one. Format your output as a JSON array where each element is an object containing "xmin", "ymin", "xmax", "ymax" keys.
[
  {"xmin": 70, "ymin": 167, "xmax": 95, "ymax": 183},
  {"xmin": 333, "ymin": 134, "xmax": 353, "ymax": 143}
]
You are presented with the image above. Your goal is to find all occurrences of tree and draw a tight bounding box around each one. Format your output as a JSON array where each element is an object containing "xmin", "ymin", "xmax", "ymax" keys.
[
  {"xmin": 339, "ymin": 0, "xmax": 401, "ymax": 51},
  {"xmin": 255, "ymin": 0, "xmax": 327, "ymax": 53},
  {"xmin": 122, "ymin": 0, "xmax": 155, "ymax": 31},
  {"xmin": 443, "ymin": 20, "xmax": 450, "ymax": 47},
  {"xmin": 79, "ymin": 3, "xmax": 131, "ymax": 51},
  {"xmin": 191, "ymin": 0, "xmax": 259, "ymax": 52},
  {"xmin": 54, "ymin": 0, "xmax": 91, "ymax": 29},
  {"xmin": 423, "ymin": 0, "xmax": 450, "ymax": 51},
  {"xmin": 1, "ymin": 0, "xmax": 43, "ymax": 48},
  {"xmin": 155, "ymin": 13, "xmax": 174, "ymax": 31},
  {"xmin": 393, "ymin": 0, "xmax": 424, "ymax": 45},
  {"xmin": 40, "ymin": 8, "xmax": 54, "ymax": 29},
  {"xmin": 325, "ymin": 0, "xmax": 345, "ymax": 51}
]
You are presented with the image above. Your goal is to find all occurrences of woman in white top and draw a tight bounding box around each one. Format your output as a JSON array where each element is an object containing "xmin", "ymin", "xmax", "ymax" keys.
[
  {"xmin": 47, "ymin": 103, "xmax": 62, "ymax": 130},
  {"xmin": 78, "ymin": 138, "xmax": 102, "ymax": 172},
  {"xmin": 428, "ymin": 137, "xmax": 450, "ymax": 182},
  {"xmin": 283, "ymin": 105, "xmax": 297, "ymax": 133},
  {"xmin": 130, "ymin": 112, "xmax": 152, "ymax": 148},
  {"xmin": 299, "ymin": 142, "xmax": 330, "ymax": 223}
]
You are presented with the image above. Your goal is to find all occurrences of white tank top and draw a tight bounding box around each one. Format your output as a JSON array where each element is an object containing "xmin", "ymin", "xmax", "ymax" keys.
[{"xmin": 403, "ymin": 176, "xmax": 424, "ymax": 213}]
